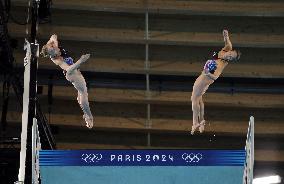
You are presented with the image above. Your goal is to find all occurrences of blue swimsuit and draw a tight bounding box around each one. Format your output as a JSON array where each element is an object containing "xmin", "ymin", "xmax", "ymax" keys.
[
  {"xmin": 203, "ymin": 51, "xmax": 218, "ymax": 74},
  {"xmin": 59, "ymin": 47, "xmax": 76, "ymax": 76},
  {"xmin": 204, "ymin": 60, "xmax": 217, "ymax": 74},
  {"xmin": 59, "ymin": 46, "xmax": 74, "ymax": 66}
]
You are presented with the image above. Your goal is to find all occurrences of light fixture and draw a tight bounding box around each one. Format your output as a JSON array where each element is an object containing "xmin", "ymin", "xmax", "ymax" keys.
[{"xmin": 253, "ymin": 175, "xmax": 282, "ymax": 184}]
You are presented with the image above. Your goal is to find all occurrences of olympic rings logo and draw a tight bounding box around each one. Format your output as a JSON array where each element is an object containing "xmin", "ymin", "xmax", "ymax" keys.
[
  {"xmin": 182, "ymin": 153, "xmax": 203, "ymax": 163},
  {"xmin": 81, "ymin": 153, "xmax": 103, "ymax": 163}
]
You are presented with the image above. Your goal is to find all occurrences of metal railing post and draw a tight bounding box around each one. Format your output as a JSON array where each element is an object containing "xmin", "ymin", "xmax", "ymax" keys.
[{"xmin": 144, "ymin": 1, "xmax": 151, "ymax": 147}]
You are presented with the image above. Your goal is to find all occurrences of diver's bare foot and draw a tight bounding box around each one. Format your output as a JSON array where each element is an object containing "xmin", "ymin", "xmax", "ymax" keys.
[
  {"xmin": 191, "ymin": 123, "xmax": 200, "ymax": 135},
  {"xmin": 199, "ymin": 120, "xmax": 206, "ymax": 133},
  {"xmin": 83, "ymin": 114, "xmax": 93, "ymax": 129}
]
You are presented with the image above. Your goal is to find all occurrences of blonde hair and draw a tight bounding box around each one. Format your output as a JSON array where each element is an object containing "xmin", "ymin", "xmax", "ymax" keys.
[{"xmin": 40, "ymin": 45, "xmax": 49, "ymax": 57}]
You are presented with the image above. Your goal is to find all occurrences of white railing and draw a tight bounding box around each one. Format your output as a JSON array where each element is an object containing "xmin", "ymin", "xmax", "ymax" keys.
[{"xmin": 243, "ymin": 116, "xmax": 254, "ymax": 184}]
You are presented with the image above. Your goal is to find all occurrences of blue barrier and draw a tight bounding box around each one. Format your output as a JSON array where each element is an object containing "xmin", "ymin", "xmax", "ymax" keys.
[{"xmin": 40, "ymin": 150, "xmax": 245, "ymax": 184}]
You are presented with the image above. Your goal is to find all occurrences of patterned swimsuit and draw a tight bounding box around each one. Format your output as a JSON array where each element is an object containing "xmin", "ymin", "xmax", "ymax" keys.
[
  {"xmin": 59, "ymin": 47, "xmax": 76, "ymax": 76},
  {"xmin": 59, "ymin": 46, "xmax": 74, "ymax": 65},
  {"xmin": 204, "ymin": 51, "xmax": 218, "ymax": 74}
]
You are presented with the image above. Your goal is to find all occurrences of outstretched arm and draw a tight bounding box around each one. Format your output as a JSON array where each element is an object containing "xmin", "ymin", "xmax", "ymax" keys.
[{"xmin": 222, "ymin": 30, "xmax": 232, "ymax": 51}]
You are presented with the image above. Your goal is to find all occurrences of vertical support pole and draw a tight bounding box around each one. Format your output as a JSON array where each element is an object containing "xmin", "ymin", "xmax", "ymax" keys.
[
  {"xmin": 32, "ymin": 117, "xmax": 40, "ymax": 184},
  {"xmin": 25, "ymin": 45, "xmax": 38, "ymax": 183},
  {"xmin": 243, "ymin": 116, "xmax": 254, "ymax": 184},
  {"xmin": 32, "ymin": 118, "xmax": 36, "ymax": 183},
  {"xmin": 20, "ymin": 0, "xmax": 40, "ymax": 183},
  {"xmin": 250, "ymin": 116, "xmax": 254, "ymax": 184},
  {"xmin": 144, "ymin": 3, "xmax": 151, "ymax": 147},
  {"xmin": 18, "ymin": 47, "xmax": 31, "ymax": 183}
]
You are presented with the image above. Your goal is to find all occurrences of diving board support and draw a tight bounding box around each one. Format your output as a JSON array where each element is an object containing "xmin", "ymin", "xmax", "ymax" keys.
[
  {"xmin": 17, "ymin": 0, "xmax": 40, "ymax": 183},
  {"xmin": 243, "ymin": 116, "xmax": 254, "ymax": 184},
  {"xmin": 32, "ymin": 118, "xmax": 41, "ymax": 184}
]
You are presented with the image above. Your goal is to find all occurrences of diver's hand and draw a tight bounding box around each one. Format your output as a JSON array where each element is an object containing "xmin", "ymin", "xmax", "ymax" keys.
[
  {"xmin": 51, "ymin": 34, "xmax": 57, "ymax": 40},
  {"xmin": 223, "ymin": 30, "xmax": 229, "ymax": 38},
  {"xmin": 80, "ymin": 54, "xmax": 91, "ymax": 63}
]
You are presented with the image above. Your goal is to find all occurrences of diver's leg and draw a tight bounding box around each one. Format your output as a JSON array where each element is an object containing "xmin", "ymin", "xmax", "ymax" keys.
[
  {"xmin": 66, "ymin": 54, "xmax": 90, "ymax": 75},
  {"xmin": 199, "ymin": 97, "xmax": 206, "ymax": 133},
  {"xmin": 68, "ymin": 72, "xmax": 94, "ymax": 128},
  {"xmin": 191, "ymin": 95, "xmax": 201, "ymax": 135},
  {"xmin": 80, "ymin": 91, "xmax": 93, "ymax": 129}
]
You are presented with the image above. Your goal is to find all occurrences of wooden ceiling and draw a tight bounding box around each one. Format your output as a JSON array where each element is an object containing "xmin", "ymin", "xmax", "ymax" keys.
[{"xmin": 1, "ymin": 0, "xmax": 284, "ymax": 177}]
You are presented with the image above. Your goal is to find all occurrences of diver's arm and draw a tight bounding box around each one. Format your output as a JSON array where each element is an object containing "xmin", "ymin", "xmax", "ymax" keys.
[
  {"xmin": 222, "ymin": 30, "xmax": 232, "ymax": 51},
  {"xmin": 204, "ymin": 71, "xmax": 218, "ymax": 81},
  {"xmin": 47, "ymin": 34, "xmax": 59, "ymax": 47}
]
